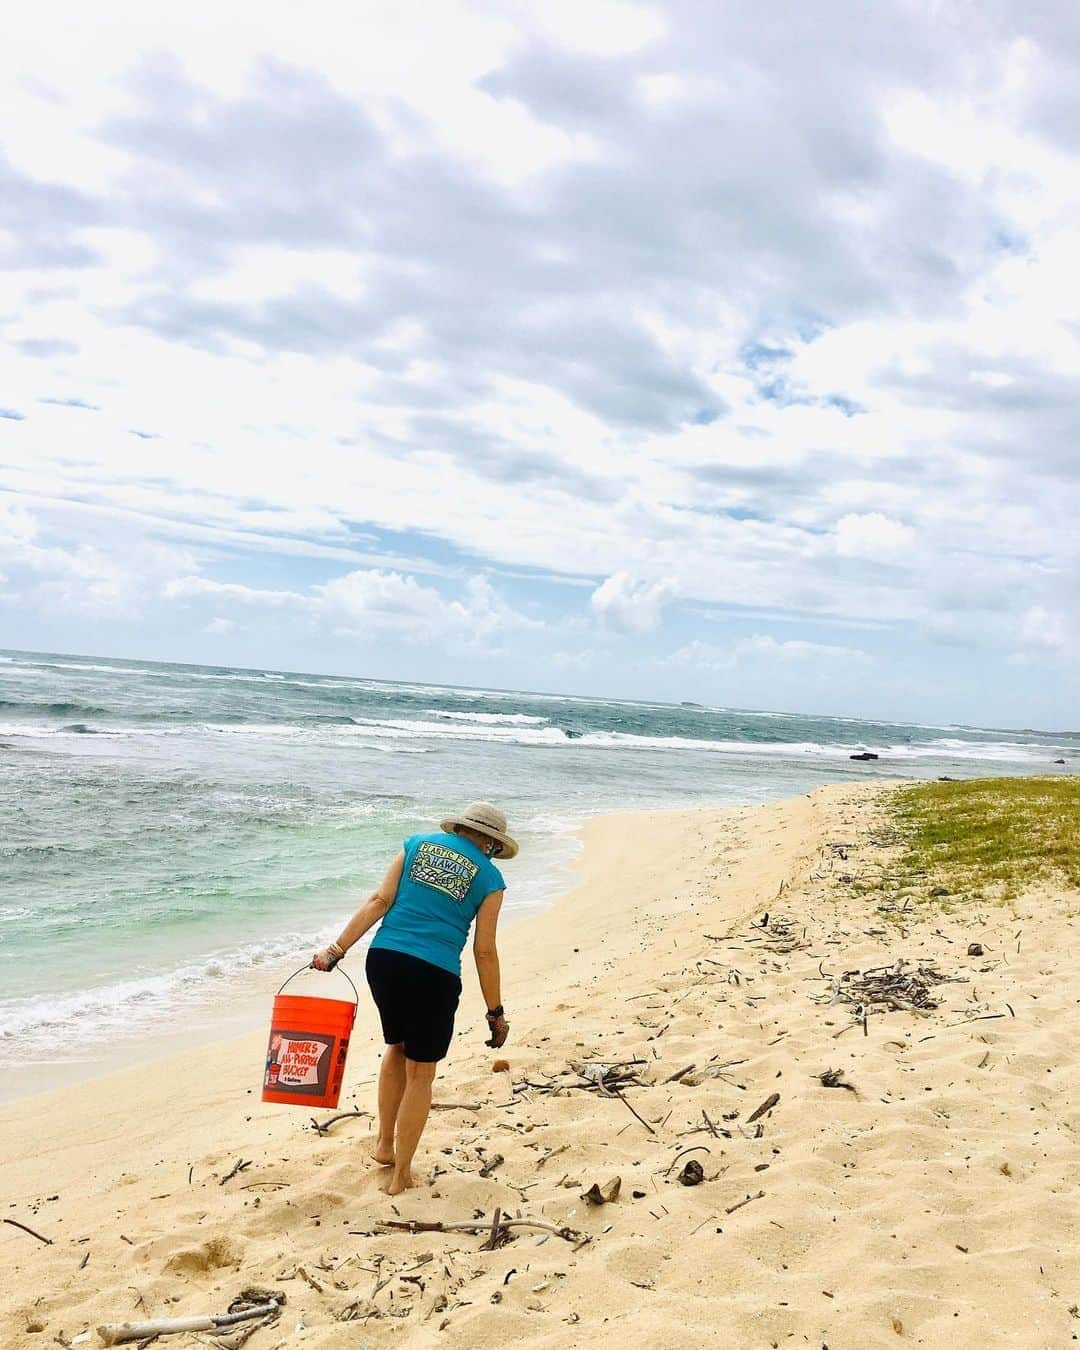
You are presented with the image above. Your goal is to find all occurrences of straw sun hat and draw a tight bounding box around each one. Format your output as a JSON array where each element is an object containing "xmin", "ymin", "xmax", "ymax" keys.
[{"xmin": 440, "ymin": 801, "xmax": 519, "ymax": 860}]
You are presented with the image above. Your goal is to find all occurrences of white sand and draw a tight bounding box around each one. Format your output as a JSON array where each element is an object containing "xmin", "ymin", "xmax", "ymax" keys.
[{"xmin": 2, "ymin": 782, "xmax": 1076, "ymax": 1348}]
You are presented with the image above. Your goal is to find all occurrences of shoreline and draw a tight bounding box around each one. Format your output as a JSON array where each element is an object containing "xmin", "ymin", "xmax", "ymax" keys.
[
  {"xmin": 0, "ymin": 799, "xmax": 729, "ymax": 1120},
  {"xmin": 3, "ymin": 781, "xmax": 1076, "ymax": 1349},
  {"xmin": 2, "ymin": 825, "xmax": 586, "ymax": 1106}
]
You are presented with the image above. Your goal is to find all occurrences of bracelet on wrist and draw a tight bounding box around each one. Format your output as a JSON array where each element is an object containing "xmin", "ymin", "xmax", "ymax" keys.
[
  {"xmin": 328, "ymin": 941, "xmax": 345, "ymax": 959},
  {"xmin": 486, "ymin": 1005, "xmax": 504, "ymax": 1019}
]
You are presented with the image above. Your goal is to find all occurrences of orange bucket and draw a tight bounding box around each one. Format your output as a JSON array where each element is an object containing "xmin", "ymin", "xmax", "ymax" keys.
[{"xmin": 261, "ymin": 964, "xmax": 358, "ymax": 1109}]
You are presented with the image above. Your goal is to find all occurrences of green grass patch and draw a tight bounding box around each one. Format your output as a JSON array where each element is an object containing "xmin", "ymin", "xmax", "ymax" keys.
[{"xmin": 892, "ymin": 776, "xmax": 1080, "ymax": 901}]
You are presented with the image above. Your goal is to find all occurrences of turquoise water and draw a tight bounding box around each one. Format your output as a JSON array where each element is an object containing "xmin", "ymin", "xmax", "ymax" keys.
[{"xmin": 1, "ymin": 648, "xmax": 1075, "ymax": 1082}]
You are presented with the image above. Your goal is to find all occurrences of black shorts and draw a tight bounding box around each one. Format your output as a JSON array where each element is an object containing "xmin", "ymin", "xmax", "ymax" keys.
[{"xmin": 365, "ymin": 946, "xmax": 462, "ymax": 1063}]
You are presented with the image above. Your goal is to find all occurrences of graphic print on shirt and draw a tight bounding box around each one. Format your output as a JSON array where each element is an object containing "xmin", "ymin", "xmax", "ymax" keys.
[{"xmin": 409, "ymin": 841, "xmax": 480, "ymax": 903}]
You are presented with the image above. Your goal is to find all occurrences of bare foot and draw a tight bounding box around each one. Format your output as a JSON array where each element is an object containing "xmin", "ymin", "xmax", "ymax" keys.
[
  {"xmin": 371, "ymin": 1145, "xmax": 395, "ymax": 1167},
  {"xmin": 383, "ymin": 1167, "xmax": 413, "ymax": 1196}
]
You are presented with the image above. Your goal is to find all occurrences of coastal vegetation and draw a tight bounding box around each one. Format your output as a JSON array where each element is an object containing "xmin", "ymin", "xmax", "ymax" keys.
[{"xmin": 892, "ymin": 775, "xmax": 1080, "ymax": 901}]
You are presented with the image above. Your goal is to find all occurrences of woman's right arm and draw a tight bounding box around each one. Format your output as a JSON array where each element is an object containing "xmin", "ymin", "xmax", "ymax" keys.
[{"xmin": 312, "ymin": 851, "xmax": 404, "ymax": 969}]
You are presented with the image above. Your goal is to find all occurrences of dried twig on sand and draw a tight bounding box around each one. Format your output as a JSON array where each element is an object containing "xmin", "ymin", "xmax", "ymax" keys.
[
  {"xmin": 310, "ymin": 1110, "xmax": 372, "ymax": 1135},
  {"xmin": 665, "ymin": 1146, "xmax": 711, "ymax": 1177},
  {"xmin": 663, "ymin": 1064, "xmax": 696, "ymax": 1084},
  {"xmin": 2, "ymin": 1217, "xmax": 52, "ymax": 1245},
  {"xmin": 520, "ymin": 1061, "xmax": 648, "ymax": 1102},
  {"xmin": 743, "ymin": 914, "xmax": 808, "ymax": 954},
  {"xmin": 612, "ymin": 1087, "xmax": 656, "ymax": 1134},
  {"xmin": 819, "ymin": 959, "xmax": 964, "ymax": 1021},
  {"xmin": 746, "ymin": 1092, "xmax": 780, "ymax": 1124},
  {"xmin": 97, "ymin": 1290, "xmax": 283, "ymax": 1345},
  {"xmin": 219, "ymin": 1159, "xmax": 252, "ymax": 1185},
  {"xmin": 725, "ymin": 1190, "xmax": 765, "ymax": 1215},
  {"xmin": 376, "ymin": 1216, "xmax": 584, "ymax": 1244}
]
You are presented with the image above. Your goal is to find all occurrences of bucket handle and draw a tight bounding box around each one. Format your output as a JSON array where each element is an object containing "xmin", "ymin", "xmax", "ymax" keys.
[{"xmin": 277, "ymin": 961, "xmax": 359, "ymax": 1003}]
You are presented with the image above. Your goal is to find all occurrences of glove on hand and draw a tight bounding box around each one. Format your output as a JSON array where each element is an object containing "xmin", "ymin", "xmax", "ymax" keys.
[
  {"xmin": 311, "ymin": 946, "xmax": 342, "ymax": 972},
  {"xmin": 485, "ymin": 1010, "xmax": 509, "ymax": 1049}
]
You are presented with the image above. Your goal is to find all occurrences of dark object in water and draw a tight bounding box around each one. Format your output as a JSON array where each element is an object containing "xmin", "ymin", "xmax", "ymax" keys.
[
  {"xmin": 1054, "ymin": 758, "xmax": 1066, "ymax": 765},
  {"xmin": 938, "ymin": 775, "xmax": 956, "ymax": 781},
  {"xmin": 850, "ymin": 751, "xmax": 879, "ymax": 761},
  {"xmin": 967, "ymin": 943, "xmax": 984, "ymax": 957},
  {"xmin": 678, "ymin": 1159, "xmax": 705, "ymax": 1186},
  {"xmin": 680, "ymin": 701, "xmax": 704, "ymax": 708},
  {"xmin": 563, "ymin": 728, "xmax": 584, "ymax": 739},
  {"xmin": 61, "ymin": 723, "xmax": 100, "ymax": 734}
]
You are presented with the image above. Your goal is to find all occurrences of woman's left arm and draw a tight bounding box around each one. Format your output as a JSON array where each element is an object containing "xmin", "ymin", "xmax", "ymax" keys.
[
  {"xmin": 473, "ymin": 889, "xmax": 508, "ymax": 1046},
  {"xmin": 312, "ymin": 851, "xmax": 404, "ymax": 969}
]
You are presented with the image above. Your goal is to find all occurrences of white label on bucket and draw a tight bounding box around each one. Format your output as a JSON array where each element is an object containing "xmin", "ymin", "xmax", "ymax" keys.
[{"xmin": 276, "ymin": 1036, "xmax": 328, "ymax": 1087}]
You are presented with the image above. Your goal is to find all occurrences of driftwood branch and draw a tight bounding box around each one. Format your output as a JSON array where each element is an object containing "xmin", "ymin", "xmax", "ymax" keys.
[
  {"xmin": 725, "ymin": 1190, "xmax": 765, "ymax": 1215},
  {"xmin": 746, "ymin": 1093, "xmax": 780, "ymax": 1124},
  {"xmin": 2, "ymin": 1217, "xmax": 52, "ymax": 1245},
  {"xmin": 219, "ymin": 1159, "xmax": 252, "ymax": 1185},
  {"xmin": 309, "ymin": 1110, "xmax": 372, "ymax": 1135},
  {"xmin": 663, "ymin": 1064, "xmax": 696, "ymax": 1084},
  {"xmin": 665, "ymin": 1146, "xmax": 710, "ymax": 1177},
  {"xmin": 376, "ymin": 1216, "xmax": 583, "ymax": 1243},
  {"xmin": 483, "ymin": 1206, "xmax": 503, "ymax": 1251},
  {"xmin": 613, "ymin": 1088, "xmax": 656, "ymax": 1134},
  {"xmin": 97, "ymin": 1299, "xmax": 279, "ymax": 1345}
]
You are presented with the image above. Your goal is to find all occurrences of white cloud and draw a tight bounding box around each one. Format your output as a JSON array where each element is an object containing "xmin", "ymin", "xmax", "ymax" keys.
[
  {"xmin": 317, "ymin": 569, "xmax": 535, "ymax": 645},
  {"xmin": 164, "ymin": 565, "xmax": 534, "ymax": 648},
  {"xmin": 2, "ymin": 3, "xmax": 1080, "ymax": 720},
  {"xmin": 204, "ymin": 616, "xmax": 235, "ymax": 635},
  {"xmin": 165, "ymin": 576, "xmax": 298, "ymax": 606},
  {"xmin": 1, "ymin": 500, "xmax": 193, "ymax": 616},
  {"xmin": 590, "ymin": 572, "xmax": 677, "ymax": 633},
  {"xmin": 834, "ymin": 513, "xmax": 917, "ymax": 564}
]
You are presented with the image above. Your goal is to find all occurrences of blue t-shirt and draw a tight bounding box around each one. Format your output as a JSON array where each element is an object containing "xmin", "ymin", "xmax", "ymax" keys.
[{"xmin": 370, "ymin": 831, "xmax": 506, "ymax": 976}]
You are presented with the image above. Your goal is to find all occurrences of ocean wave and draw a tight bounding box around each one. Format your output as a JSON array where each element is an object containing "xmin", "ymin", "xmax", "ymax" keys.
[
  {"xmin": 341, "ymin": 717, "xmax": 1069, "ymax": 762},
  {"xmin": 421, "ymin": 709, "xmax": 547, "ymax": 725},
  {"xmin": 0, "ymin": 840, "xmax": 106, "ymax": 860},
  {"xmin": 0, "ymin": 721, "xmax": 183, "ymax": 740},
  {"xmin": 0, "ymin": 929, "xmax": 343, "ymax": 1058},
  {"xmin": 0, "ymin": 699, "xmax": 111, "ymax": 717},
  {"xmin": 181, "ymin": 670, "xmax": 376, "ymax": 691},
  {"xmin": 361, "ymin": 679, "xmax": 662, "ymax": 712},
  {"xmin": 10, "ymin": 659, "xmax": 149, "ymax": 676},
  {"xmin": 0, "ymin": 705, "xmax": 1067, "ymax": 764},
  {"xmin": 0, "ymin": 904, "xmax": 33, "ymax": 923}
]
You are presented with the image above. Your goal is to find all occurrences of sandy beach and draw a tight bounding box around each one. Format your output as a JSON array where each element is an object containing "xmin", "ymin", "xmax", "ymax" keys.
[{"xmin": 3, "ymin": 781, "xmax": 1077, "ymax": 1349}]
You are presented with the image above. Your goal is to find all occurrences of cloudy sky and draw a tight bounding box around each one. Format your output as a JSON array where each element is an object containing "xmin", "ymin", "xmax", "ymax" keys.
[{"xmin": 1, "ymin": 1, "xmax": 1078, "ymax": 727}]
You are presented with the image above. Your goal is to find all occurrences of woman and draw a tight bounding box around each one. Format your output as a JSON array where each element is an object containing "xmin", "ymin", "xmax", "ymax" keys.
[{"xmin": 312, "ymin": 801, "xmax": 514, "ymax": 1196}]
